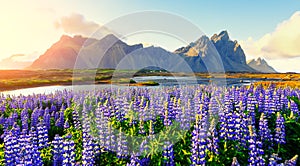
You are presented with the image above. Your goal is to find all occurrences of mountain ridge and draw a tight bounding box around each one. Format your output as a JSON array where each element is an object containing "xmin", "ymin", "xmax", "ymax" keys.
[{"xmin": 28, "ymin": 31, "xmax": 276, "ymax": 73}]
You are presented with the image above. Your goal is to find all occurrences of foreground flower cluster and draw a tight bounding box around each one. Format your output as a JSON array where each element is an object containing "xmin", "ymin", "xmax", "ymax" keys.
[{"xmin": 0, "ymin": 84, "xmax": 299, "ymax": 165}]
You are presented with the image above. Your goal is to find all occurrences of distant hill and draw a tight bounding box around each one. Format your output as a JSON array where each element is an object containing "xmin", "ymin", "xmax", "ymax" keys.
[{"xmin": 247, "ymin": 57, "xmax": 277, "ymax": 73}]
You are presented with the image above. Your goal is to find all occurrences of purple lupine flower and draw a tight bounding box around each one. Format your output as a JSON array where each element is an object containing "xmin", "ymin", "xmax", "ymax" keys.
[
  {"xmin": 17, "ymin": 130, "xmax": 28, "ymax": 165},
  {"xmin": 96, "ymin": 108, "xmax": 109, "ymax": 150},
  {"xmin": 23, "ymin": 134, "xmax": 34, "ymax": 165},
  {"xmin": 50, "ymin": 103, "xmax": 57, "ymax": 113},
  {"xmin": 31, "ymin": 108, "xmax": 39, "ymax": 127},
  {"xmin": 247, "ymin": 94, "xmax": 257, "ymax": 126},
  {"xmin": 178, "ymin": 105, "xmax": 192, "ymax": 130},
  {"xmin": 59, "ymin": 110, "xmax": 65, "ymax": 128},
  {"xmin": 0, "ymin": 115, "xmax": 4, "ymax": 126},
  {"xmin": 10, "ymin": 131, "xmax": 43, "ymax": 166},
  {"xmin": 268, "ymin": 153, "xmax": 282, "ymax": 166},
  {"xmin": 127, "ymin": 154, "xmax": 140, "ymax": 166},
  {"xmin": 226, "ymin": 104, "xmax": 236, "ymax": 141},
  {"xmin": 107, "ymin": 122, "xmax": 116, "ymax": 152},
  {"xmin": 21, "ymin": 109, "xmax": 29, "ymax": 131},
  {"xmin": 114, "ymin": 97, "xmax": 123, "ymax": 121},
  {"xmin": 60, "ymin": 103, "xmax": 66, "ymax": 111},
  {"xmin": 64, "ymin": 120, "xmax": 70, "ymax": 129},
  {"xmin": 233, "ymin": 102, "xmax": 243, "ymax": 142},
  {"xmin": 120, "ymin": 99, "xmax": 130, "ymax": 122},
  {"xmin": 259, "ymin": 113, "xmax": 272, "ymax": 142},
  {"xmin": 219, "ymin": 93, "xmax": 231, "ymax": 140},
  {"xmin": 256, "ymin": 140, "xmax": 265, "ymax": 165},
  {"xmin": 208, "ymin": 94, "xmax": 220, "ymax": 123},
  {"xmin": 264, "ymin": 89, "xmax": 276, "ymax": 116},
  {"xmin": 207, "ymin": 126, "xmax": 219, "ymax": 155},
  {"xmin": 140, "ymin": 157, "xmax": 151, "ymax": 166},
  {"xmin": 82, "ymin": 105, "xmax": 92, "ymax": 135},
  {"xmin": 39, "ymin": 107, "xmax": 45, "ymax": 118},
  {"xmin": 284, "ymin": 155, "xmax": 298, "ymax": 166},
  {"xmin": 268, "ymin": 100, "xmax": 277, "ymax": 116},
  {"xmin": 29, "ymin": 126, "xmax": 38, "ymax": 146},
  {"xmin": 82, "ymin": 138, "xmax": 95, "ymax": 166},
  {"xmin": 273, "ymin": 91, "xmax": 281, "ymax": 111},
  {"xmin": 44, "ymin": 107, "xmax": 51, "ymax": 129},
  {"xmin": 32, "ymin": 144, "xmax": 43, "ymax": 166},
  {"xmin": 116, "ymin": 128, "xmax": 128, "ymax": 158},
  {"xmin": 37, "ymin": 121, "xmax": 48, "ymax": 149},
  {"xmin": 62, "ymin": 139, "xmax": 76, "ymax": 166},
  {"xmin": 167, "ymin": 96, "xmax": 176, "ymax": 120},
  {"xmin": 290, "ymin": 100, "xmax": 299, "ymax": 117},
  {"xmin": 4, "ymin": 133, "xmax": 16, "ymax": 165},
  {"xmin": 280, "ymin": 91, "xmax": 289, "ymax": 110},
  {"xmin": 72, "ymin": 108, "xmax": 81, "ymax": 130},
  {"xmin": 248, "ymin": 125, "xmax": 257, "ymax": 166},
  {"xmin": 162, "ymin": 141, "xmax": 175, "ymax": 166},
  {"xmin": 274, "ymin": 112, "xmax": 286, "ymax": 144},
  {"xmin": 191, "ymin": 114, "xmax": 207, "ymax": 165},
  {"xmin": 239, "ymin": 109, "xmax": 250, "ymax": 148},
  {"xmin": 44, "ymin": 112, "xmax": 51, "ymax": 130},
  {"xmin": 55, "ymin": 118, "xmax": 61, "ymax": 128},
  {"xmin": 52, "ymin": 134, "xmax": 63, "ymax": 166}
]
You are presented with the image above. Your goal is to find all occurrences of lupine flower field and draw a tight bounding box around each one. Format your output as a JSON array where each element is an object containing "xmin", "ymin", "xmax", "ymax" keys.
[{"xmin": 0, "ymin": 84, "xmax": 300, "ymax": 165}]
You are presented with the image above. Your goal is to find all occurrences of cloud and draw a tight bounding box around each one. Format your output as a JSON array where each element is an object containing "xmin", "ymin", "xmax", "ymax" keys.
[
  {"xmin": 241, "ymin": 11, "xmax": 300, "ymax": 59},
  {"xmin": 0, "ymin": 53, "xmax": 39, "ymax": 69},
  {"xmin": 54, "ymin": 13, "xmax": 112, "ymax": 37}
]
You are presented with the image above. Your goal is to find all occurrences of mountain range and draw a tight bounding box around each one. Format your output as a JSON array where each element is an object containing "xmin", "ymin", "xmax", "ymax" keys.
[{"xmin": 28, "ymin": 31, "xmax": 276, "ymax": 73}]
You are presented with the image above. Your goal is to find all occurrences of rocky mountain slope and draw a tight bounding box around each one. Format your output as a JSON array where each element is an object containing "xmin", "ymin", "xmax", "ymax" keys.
[{"xmin": 174, "ymin": 31, "xmax": 257, "ymax": 72}]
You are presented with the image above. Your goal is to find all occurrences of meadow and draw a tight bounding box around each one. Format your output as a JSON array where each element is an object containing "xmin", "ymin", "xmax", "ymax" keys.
[
  {"xmin": 0, "ymin": 82, "xmax": 300, "ymax": 165},
  {"xmin": 1, "ymin": 69, "xmax": 300, "ymax": 92}
]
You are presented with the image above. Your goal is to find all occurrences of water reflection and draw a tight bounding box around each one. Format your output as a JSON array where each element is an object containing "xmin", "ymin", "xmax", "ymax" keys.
[{"xmin": 1, "ymin": 76, "xmax": 276, "ymax": 96}]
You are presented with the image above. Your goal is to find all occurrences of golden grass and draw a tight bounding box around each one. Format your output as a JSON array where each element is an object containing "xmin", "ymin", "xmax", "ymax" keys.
[{"xmin": 0, "ymin": 70, "xmax": 299, "ymax": 91}]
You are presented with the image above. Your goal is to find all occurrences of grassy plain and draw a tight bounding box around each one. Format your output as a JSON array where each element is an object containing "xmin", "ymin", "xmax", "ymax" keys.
[{"xmin": 0, "ymin": 69, "xmax": 299, "ymax": 91}]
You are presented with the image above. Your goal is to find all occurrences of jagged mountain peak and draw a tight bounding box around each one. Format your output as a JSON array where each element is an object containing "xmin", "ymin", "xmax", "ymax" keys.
[
  {"xmin": 194, "ymin": 35, "xmax": 210, "ymax": 44},
  {"xmin": 247, "ymin": 57, "xmax": 267, "ymax": 65},
  {"xmin": 101, "ymin": 34, "xmax": 119, "ymax": 41},
  {"xmin": 247, "ymin": 57, "xmax": 276, "ymax": 73},
  {"xmin": 256, "ymin": 57, "xmax": 267, "ymax": 64},
  {"xmin": 211, "ymin": 30, "xmax": 230, "ymax": 42},
  {"xmin": 56, "ymin": 34, "xmax": 91, "ymax": 47},
  {"xmin": 173, "ymin": 30, "xmax": 257, "ymax": 72}
]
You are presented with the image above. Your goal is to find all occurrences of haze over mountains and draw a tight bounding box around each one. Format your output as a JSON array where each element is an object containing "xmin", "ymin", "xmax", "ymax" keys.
[{"xmin": 28, "ymin": 31, "xmax": 276, "ymax": 73}]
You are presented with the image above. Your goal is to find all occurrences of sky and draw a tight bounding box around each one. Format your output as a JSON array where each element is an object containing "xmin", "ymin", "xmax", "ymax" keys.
[{"xmin": 0, "ymin": 0, "xmax": 300, "ymax": 72}]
